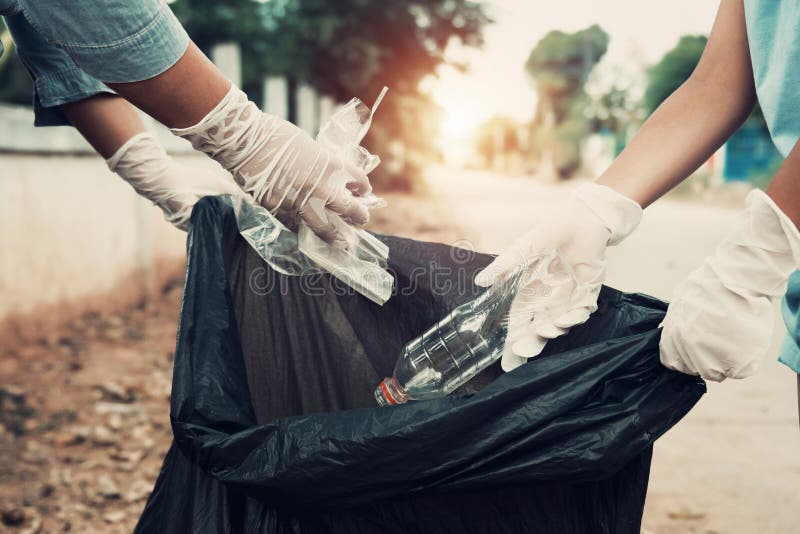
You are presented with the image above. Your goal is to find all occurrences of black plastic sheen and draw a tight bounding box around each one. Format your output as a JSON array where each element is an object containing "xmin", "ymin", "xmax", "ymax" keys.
[{"xmin": 135, "ymin": 197, "xmax": 705, "ymax": 533}]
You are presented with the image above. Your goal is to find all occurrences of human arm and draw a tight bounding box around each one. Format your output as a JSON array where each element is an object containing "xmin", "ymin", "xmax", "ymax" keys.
[
  {"xmin": 60, "ymin": 93, "xmax": 145, "ymax": 159},
  {"xmin": 9, "ymin": 0, "xmax": 372, "ymax": 239},
  {"xmin": 765, "ymin": 141, "xmax": 800, "ymax": 228},
  {"xmin": 597, "ymin": 0, "xmax": 755, "ymax": 206},
  {"xmin": 61, "ymin": 94, "xmax": 241, "ymax": 230},
  {"xmin": 660, "ymin": 139, "xmax": 800, "ymax": 381},
  {"xmin": 621, "ymin": 1, "xmax": 800, "ymax": 382},
  {"xmin": 68, "ymin": 43, "xmax": 371, "ymax": 243},
  {"xmin": 104, "ymin": 43, "xmax": 373, "ymax": 242},
  {"xmin": 476, "ymin": 0, "xmax": 758, "ymax": 368}
]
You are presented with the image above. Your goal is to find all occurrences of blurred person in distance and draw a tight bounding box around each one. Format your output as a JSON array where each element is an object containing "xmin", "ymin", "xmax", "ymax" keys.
[
  {"xmin": 476, "ymin": 0, "xmax": 800, "ymax": 414},
  {"xmin": 0, "ymin": 0, "xmax": 373, "ymax": 242}
]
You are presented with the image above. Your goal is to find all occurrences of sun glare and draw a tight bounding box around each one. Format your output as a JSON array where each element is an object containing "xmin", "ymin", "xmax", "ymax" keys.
[
  {"xmin": 441, "ymin": 104, "xmax": 478, "ymax": 139},
  {"xmin": 426, "ymin": 76, "xmax": 483, "ymax": 164},
  {"xmin": 440, "ymin": 101, "xmax": 479, "ymax": 140},
  {"xmin": 433, "ymin": 97, "xmax": 481, "ymax": 165}
]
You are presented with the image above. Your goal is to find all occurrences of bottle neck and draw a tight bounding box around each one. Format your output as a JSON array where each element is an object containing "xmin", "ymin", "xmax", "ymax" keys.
[{"xmin": 375, "ymin": 376, "xmax": 410, "ymax": 406}]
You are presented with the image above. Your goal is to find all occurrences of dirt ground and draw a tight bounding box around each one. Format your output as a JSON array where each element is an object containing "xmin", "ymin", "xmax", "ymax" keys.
[
  {"xmin": 0, "ymin": 285, "xmax": 181, "ymax": 533},
  {"xmin": 422, "ymin": 167, "xmax": 800, "ymax": 534},
  {"xmin": 1, "ymin": 169, "xmax": 798, "ymax": 532},
  {"xmin": 0, "ymin": 192, "xmax": 462, "ymax": 533}
]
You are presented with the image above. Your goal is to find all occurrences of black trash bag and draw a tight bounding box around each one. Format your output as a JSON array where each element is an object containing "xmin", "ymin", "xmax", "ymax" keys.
[{"xmin": 135, "ymin": 197, "xmax": 705, "ymax": 534}]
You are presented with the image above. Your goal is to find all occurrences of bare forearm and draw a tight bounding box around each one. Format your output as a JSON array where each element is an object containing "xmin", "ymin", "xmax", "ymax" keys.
[
  {"xmin": 62, "ymin": 43, "xmax": 230, "ymax": 155},
  {"xmin": 597, "ymin": 76, "xmax": 754, "ymax": 206},
  {"xmin": 766, "ymin": 138, "xmax": 800, "ymax": 228},
  {"xmin": 106, "ymin": 43, "xmax": 231, "ymax": 129},
  {"xmin": 597, "ymin": 0, "xmax": 755, "ymax": 207},
  {"xmin": 61, "ymin": 94, "xmax": 147, "ymax": 158}
]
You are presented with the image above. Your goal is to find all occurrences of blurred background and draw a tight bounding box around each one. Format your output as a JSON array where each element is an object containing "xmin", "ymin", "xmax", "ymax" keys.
[
  {"xmin": 0, "ymin": 0, "xmax": 782, "ymax": 190},
  {"xmin": 0, "ymin": 1, "xmax": 797, "ymax": 533}
]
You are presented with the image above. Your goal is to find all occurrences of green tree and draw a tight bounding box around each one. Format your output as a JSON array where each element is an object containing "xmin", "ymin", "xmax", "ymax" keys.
[
  {"xmin": 525, "ymin": 25, "xmax": 609, "ymax": 179},
  {"xmin": 642, "ymin": 35, "xmax": 707, "ymax": 115},
  {"xmin": 0, "ymin": 29, "xmax": 13, "ymax": 71},
  {"xmin": 0, "ymin": 26, "xmax": 35, "ymax": 105},
  {"xmin": 644, "ymin": 33, "xmax": 766, "ymax": 130},
  {"xmin": 172, "ymin": 0, "xmax": 491, "ymax": 190},
  {"xmin": 590, "ymin": 85, "xmax": 628, "ymax": 134},
  {"xmin": 0, "ymin": 2, "xmax": 490, "ymax": 190},
  {"xmin": 587, "ymin": 81, "xmax": 643, "ymax": 156}
]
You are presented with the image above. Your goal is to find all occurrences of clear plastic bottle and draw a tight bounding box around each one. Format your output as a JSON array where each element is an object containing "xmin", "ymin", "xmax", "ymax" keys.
[{"xmin": 375, "ymin": 252, "xmax": 562, "ymax": 406}]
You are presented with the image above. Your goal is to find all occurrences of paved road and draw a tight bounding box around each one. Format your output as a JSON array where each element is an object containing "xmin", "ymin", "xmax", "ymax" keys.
[{"xmin": 423, "ymin": 166, "xmax": 799, "ymax": 534}]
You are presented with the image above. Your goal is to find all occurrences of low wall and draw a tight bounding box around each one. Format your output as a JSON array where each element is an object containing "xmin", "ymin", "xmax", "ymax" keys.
[
  {"xmin": 0, "ymin": 107, "xmax": 229, "ymax": 349},
  {"xmin": 0, "ymin": 103, "xmax": 194, "ymax": 155}
]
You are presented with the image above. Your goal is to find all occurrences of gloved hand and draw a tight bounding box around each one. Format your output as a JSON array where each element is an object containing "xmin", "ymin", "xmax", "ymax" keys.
[
  {"xmin": 106, "ymin": 132, "xmax": 242, "ymax": 230},
  {"xmin": 660, "ymin": 189, "xmax": 800, "ymax": 381},
  {"xmin": 171, "ymin": 85, "xmax": 373, "ymax": 246},
  {"xmin": 475, "ymin": 182, "xmax": 642, "ymax": 371}
]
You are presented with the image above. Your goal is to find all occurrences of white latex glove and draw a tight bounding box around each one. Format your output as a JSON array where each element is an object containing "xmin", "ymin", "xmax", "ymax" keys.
[
  {"xmin": 171, "ymin": 85, "xmax": 373, "ymax": 246},
  {"xmin": 106, "ymin": 132, "xmax": 242, "ymax": 230},
  {"xmin": 475, "ymin": 183, "xmax": 642, "ymax": 371},
  {"xmin": 660, "ymin": 189, "xmax": 800, "ymax": 382}
]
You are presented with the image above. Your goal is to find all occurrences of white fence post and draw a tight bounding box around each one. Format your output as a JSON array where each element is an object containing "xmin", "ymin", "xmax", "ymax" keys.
[
  {"xmin": 296, "ymin": 84, "xmax": 318, "ymax": 135},
  {"xmin": 318, "ymin": 96, "xmax": 336, "ymax": 126},
  {"xmin": 211, "ymin": 42, "xmax": 242, "ymax": 87},
  {"xmin": 263, "ymin": 77, "xmax": 289, "ymax": 120}
]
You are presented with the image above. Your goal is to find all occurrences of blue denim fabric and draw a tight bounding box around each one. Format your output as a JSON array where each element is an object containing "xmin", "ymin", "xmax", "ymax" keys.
[
  {"xmin": 2, "ymin": 0, "xmax": 189, "ymax": 126},
  {"xmin": 4, "ymin": 12, "xmax": 112, "ymax": 126},
  {"xmin": 0, "ymin": 0, "xmax": 20, "ymax": 17},
  {"xmin": 16, "ymin": 0, "xmax": 189, "ymax": 83}
]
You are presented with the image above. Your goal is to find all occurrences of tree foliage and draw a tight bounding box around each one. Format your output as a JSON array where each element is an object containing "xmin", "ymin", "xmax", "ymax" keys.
[
  {"xmin": 525, "ymin": 25, "xmax": 609, "ymax": 179},
  {"xmin": 0, "ymin": 26, "xmax": 34, "ymax": 105},
  {"xmin": 0, "ymin": 2, "xmax": 489, "ymax": 189},
  {"xmin": 643, "ymin": 33, "xmax": 766, "ymax": 130},
  {"xmin": 642, "ymin": 35, "xmax": 707, "ymax": 115},
  {"xmin": 172, "ymin": 0, "xmax": 491, "ymax": 189},
  {"xmin": 589, "ymin": 85, "xmax": 630, "ymax": 135}
]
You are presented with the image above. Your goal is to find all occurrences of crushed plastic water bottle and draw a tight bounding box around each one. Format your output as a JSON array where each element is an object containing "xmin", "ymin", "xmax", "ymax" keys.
[
  {"xmin": 232, "ymin": 88, "xmax": 394, "ymax": 305},
  {"xmin": 375, "ymin": 250, "xmax": 571, "ymax": 405}
]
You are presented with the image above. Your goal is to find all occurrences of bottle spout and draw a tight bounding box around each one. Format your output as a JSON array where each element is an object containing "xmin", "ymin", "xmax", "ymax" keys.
[
  {"xmin": 374, "ymin": 377, "xmax": 409, "ymax": 406},
  {"xmin": 374, "ymin": 383, "xmax": 392, "ymax": 407}
]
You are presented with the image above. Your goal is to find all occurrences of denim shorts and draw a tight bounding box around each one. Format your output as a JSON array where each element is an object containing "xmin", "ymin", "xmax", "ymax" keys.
[{"xmin": 0, "ymin": 0, "xmax": 189, "ymax": 126}]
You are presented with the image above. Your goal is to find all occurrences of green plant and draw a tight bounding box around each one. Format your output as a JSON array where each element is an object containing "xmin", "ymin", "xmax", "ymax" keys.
[
  {"xmin": 525, "ymin": 25, "xmax": 609, "ymax": 179},
  {"xmin": 172, "ymin": 0, "xmax": 492, "ymax": 190}
]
